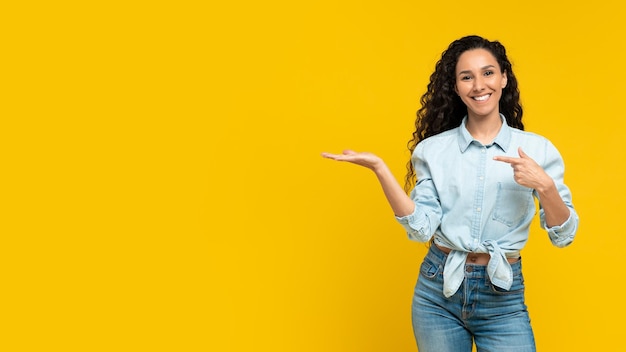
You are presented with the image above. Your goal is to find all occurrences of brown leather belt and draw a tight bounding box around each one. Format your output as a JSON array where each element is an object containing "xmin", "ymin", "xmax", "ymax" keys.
[{"xmin": 435, "ymin": 243, "xmax": 520, "ymax": 265}]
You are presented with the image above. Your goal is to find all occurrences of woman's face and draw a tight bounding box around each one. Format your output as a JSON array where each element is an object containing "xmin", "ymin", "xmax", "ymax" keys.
[{"xmin": 455, "ymin": 48, "xmax": 507, "ymax": 120}]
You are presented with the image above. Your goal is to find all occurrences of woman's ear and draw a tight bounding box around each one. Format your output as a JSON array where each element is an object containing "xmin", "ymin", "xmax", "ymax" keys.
[{"xmin": 502, "ymin": 71, "xmax": 508, "ymax": 88}]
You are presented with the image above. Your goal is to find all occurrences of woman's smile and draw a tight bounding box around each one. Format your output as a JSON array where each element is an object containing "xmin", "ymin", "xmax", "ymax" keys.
[{"xmin": 473, "ymin": 94, "xmax": 491, "ymax": 101}]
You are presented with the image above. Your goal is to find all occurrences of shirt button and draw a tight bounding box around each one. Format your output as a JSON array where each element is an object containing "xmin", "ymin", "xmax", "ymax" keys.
[
  {"xmin": 479, "ymin": 176, "xmax": 484, "ymax": 180},
  {"xmin": 476, "ymin": 207, "xmax": 481, "ymax": 212}
]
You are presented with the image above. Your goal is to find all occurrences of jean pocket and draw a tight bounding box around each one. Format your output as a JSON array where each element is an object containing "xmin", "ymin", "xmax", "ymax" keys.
[
  {"xmin": 489, "ymin": 272, "xmax": 525, "ymax": 295},
  {"xmin": 492, "ymin": 182, "xmax": 533, "ymax": 227},
  {"xmin": 419, "ymin": 258, "xmax": 442, "ymax": 280}
]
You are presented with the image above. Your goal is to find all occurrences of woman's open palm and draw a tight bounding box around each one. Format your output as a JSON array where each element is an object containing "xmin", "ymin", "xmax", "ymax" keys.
[{"xmin": 321, "ymin": 150, "xmax": 383, "ymax": 170}]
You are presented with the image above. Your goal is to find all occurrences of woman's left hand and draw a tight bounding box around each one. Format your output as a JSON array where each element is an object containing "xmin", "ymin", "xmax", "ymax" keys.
[{"xmin": 493, "ymin": 147, "xmax": 554, "ymax": 192}]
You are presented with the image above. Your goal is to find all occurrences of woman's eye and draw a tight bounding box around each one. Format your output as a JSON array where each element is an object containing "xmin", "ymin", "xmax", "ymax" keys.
[
  {"xmin": 461, "ymin": 75, "xmax": 471, "ymax": 81},
  {"xmin": 484, "ymin": 71, "xmax": 493, "ymax": 76}
]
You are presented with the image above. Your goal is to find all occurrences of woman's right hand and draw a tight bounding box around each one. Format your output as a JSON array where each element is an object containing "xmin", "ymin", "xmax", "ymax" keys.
[
  {"xmin": 321, "ymin": 149, "xmax": 415, "ymax": 217},
  {"xmin": 321, "ymin": 150, "xmax": 384, "ymax": 171}
]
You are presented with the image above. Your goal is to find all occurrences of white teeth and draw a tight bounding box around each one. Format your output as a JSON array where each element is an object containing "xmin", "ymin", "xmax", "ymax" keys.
[{"xmin": 473, "ymin": 94, "xmax": 490, "ymax": 101}]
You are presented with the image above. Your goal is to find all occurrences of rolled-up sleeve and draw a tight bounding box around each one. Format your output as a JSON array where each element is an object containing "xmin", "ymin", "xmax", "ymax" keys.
[
  {"xmin": 538, "ymin": 140, "xmax": 579, "ymax": 248},
  {"xmin": 541, "ymin": 208, "xmax": 579, "ymax": 247},
  {"xmin": 395, "ymin": 143, "xmax": 442, "ymax": 242}
]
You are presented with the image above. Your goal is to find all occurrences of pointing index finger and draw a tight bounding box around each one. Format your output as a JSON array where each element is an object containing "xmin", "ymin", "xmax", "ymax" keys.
[{"xmin": 493, "ymin": 155, "xmax": 520, "ymax": 164}]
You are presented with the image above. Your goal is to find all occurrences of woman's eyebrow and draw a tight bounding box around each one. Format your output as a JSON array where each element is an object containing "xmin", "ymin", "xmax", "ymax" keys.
[{"xmin": 457, "ymin": 65, "xmax": 497, "ymax": 76}]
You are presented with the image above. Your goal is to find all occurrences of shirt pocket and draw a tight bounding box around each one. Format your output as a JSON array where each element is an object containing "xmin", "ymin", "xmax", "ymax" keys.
[{"xmin": 492, "ymin": 182, "xmax": 533, "ymax": 227}]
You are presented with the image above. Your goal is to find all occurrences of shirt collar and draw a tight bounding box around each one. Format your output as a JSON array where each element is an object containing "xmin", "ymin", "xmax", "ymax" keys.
[{"xmin": 457, "ymin": 114, "xmax": 511, "ymax": 153}]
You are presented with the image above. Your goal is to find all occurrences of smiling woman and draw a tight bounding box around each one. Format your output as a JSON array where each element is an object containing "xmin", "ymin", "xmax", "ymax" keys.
[
  {"xmin": 454, "ymin": 49, "xmax": 508, "ymax": 134},
  {"xmin": 322, "ymin": 35, "xmax": 579, "ymax": 352}
]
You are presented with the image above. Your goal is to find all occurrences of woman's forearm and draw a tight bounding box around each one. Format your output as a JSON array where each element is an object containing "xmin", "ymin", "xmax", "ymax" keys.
[
  {"xmin": 372, "ymin": 163, "xmax": 415, "ymax": 217},
  {"xmin": 536, "ymin": 182, "xmax": 571, "ymax": 228}
]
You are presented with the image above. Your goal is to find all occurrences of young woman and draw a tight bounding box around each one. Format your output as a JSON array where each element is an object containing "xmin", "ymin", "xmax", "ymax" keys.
[{"xmin": 321, "ymin": 35, "xmax": 579, "ymax": 351}]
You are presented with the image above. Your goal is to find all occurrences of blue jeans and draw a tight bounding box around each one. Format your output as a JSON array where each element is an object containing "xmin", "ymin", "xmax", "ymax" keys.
[{"xmin": 412, "ymin": 244, "xmax": 536, "ymax": 352}]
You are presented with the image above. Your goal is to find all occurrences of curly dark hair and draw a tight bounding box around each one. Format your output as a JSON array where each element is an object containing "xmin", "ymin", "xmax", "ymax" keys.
[{"xmin": 404, "ymin": 35, "xmax": 524, "ymax": 192}]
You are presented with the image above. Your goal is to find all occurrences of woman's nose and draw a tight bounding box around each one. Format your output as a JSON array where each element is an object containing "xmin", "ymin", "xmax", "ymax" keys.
[{"xmin": 473, "ymin": 77, "xmax": 485, "ymax": 91}]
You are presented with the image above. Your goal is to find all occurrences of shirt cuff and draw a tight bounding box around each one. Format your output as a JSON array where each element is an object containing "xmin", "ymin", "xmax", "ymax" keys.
[
  {"xmin": 395, "ymin": 207, "xmax": 431, "ymax": 242},
  {"xmin": 544, "ymin": 209, "xmax": 578, "ymax": 248}
]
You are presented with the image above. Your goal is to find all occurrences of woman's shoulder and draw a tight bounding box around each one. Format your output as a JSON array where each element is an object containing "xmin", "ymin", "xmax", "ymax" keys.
[
  {"xmin": 509, "ymin": 127, "xmax": 553, "ymax": 145},
  {"xmin": 414, "ymin": 127, "xmax": 461, "ymax": 155},
  {"xmin": 420, "ymin": 127, "xmax": 460, "ymax": 145},
  {"xmin": 509, "ymin": 127, "xmax": 563, "ymax": 160}
]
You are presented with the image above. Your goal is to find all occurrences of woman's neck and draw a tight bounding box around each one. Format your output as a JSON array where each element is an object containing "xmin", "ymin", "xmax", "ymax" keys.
[{"xmin": 465, "ymin": 113, "xmax": 503, "ymax": 145}]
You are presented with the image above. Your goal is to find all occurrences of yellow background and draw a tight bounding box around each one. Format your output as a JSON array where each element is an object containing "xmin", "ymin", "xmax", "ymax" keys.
[{"xmin": 3, "ymin": 0, "xmax": 624, "ymax": 351}]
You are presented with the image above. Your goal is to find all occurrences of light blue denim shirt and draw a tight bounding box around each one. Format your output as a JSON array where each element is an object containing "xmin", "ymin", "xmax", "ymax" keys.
[{"xmin": 396, "ymin": 115, "xmax": 579, "ymax": 297}]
